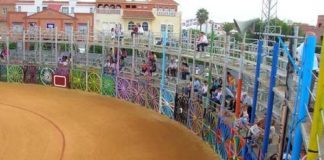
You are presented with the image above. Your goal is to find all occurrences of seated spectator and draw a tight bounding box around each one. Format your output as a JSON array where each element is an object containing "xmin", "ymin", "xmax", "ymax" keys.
[
  {"xmin": 196, "ymin": 32, "xmax": 208, "ymax": 52},
  {"xmin": 141, "ymin": 60, "xmax": 148, "ymax": 74},
  {"xmin": 227, "ymin": 71, "xmax": 236, "ymax": 91},
  {"xmin": 59, "ymin": 56, "xmax": 69, "ymax": 66}
]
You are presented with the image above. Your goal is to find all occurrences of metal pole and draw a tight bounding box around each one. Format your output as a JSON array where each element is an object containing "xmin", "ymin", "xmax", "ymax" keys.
[
  {"xmin": 291, "ymin": 35, "xmax": 316, "ymax": 159},
  {"xmin": 235, "ymin": 33, "xmax": 246, "ymax": 118},
  {"xmin": 39, "ymin": 27, "xmax": 42, "ymax": 63},
  {"xmin": 23, "ymin": 31, "xmax": 26, "ymax": 62},
  {"xmin": 261, "ymin": 42, "xmax": 279, "ymax": 159},
  {"xmin": 132, "ymin": 36, "xmax": 135, "ymax": 78},
  {"xmin": 278, "ymin": 26, "xmax": 299, "ymax": 159},
  {"xmin": 207, "ymin": 23, "xmax": 215, "ymax": 98},
  {"xmin": 86, "ymin": 22, "xmax": 90, "ymax": 91},
  {"xmin": 55, "ymin": 27, "xmax": 58, "ymax": 65},
  {"xmin": 250, "ymin": 40, "xmax": 263, "ymax": 123},
  {"xmin": 70, "ymin": 28, "xmax": 74, "ymax": 68},
  {"xmin": 307, "ymin": 35, "xmax": 324, "ymax": 159},
  {"xmin": 221, "ymin": 35, "xmax": 230, "ymax": 113},
  {"xmin": 159, "ymin": 32, "xmax": 167, "ymax": 113}
]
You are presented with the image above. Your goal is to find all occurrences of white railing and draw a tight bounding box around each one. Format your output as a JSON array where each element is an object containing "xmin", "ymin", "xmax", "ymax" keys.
[
  {"xmin": 96, "ymin": 8, "xmax": 121, "ymax": 15},
  {"xmin": 156, "ymin": 11, "xmax": 177, "ymax": 17}
]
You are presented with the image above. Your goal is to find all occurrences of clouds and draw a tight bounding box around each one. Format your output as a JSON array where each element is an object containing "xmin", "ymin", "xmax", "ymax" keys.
[{"xmin": 175, "ymin": 0, "xmax": 324, "ymax": 25}]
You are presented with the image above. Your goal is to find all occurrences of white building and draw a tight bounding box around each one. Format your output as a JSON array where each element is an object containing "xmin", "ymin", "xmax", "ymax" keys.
[
  {"xmin": 15, "ymin": 0, "xmax": 95, "ymax": 16},
  {"xmin": 182, "ymin": 18, "xmax": 225, "ymax": 35}
]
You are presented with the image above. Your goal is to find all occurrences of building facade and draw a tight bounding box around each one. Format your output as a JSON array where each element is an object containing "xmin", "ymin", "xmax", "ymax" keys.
[
  {"xmin": 182, "ymin": 18, "xmax": 225, "ymax": 35},
  {"xmin": 299, "ymin": 15, "xmax": 324, "ymax": 43},
  {"xmin": 6, "ymin": 0, "xmax": 95, "ymax": 33},
  {"xmin": 7, "ymin": 8, "xmax": 94, "ymax": 33},
  {"xmin": 0, "ymin": 0, "xmax": 17, "ymax": 30},
  {"xmin": 15, "ymin": 0, "xmax": 96, "ymax": 16},
  {"xmin": 94, "ymin": 0, "xmax": 181, "ymax": 35}
]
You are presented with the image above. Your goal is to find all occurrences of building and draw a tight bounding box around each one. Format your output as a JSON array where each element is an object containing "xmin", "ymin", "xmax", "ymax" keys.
[
  {"xmin": 15, "ymin": 0, "xmax": 96, "ymax": 16},
  {"xmin": 6, "ymin": 0, "xmax": 95, "ymax": 33},
  {"xmin": 0, "ymin": 0, "xmax": 17, "ymax": 30},
  {"xmin": 299, "ymin": 15, "xmax": 324, "ymax": 43},
  {"xmin": 7, "ymin": 8, "xmax": 94, "ymax": 33},
  {"xmin": 94, "ymin": 0, "xmax": 181, "ymax": 35},
  {"xmin": 182, "ymin": 18, "xmax": 225, "ymax": 35}
]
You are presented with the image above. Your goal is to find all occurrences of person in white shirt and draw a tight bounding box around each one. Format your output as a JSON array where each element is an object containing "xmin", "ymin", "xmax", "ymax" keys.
[
  {"xmin": 167, "ymin": 58, "xmax": 177, "ymax": 77},
  {"xmin": 196, "ymin": 32, "xmax": 209, "ymax": 52},
  {"xmin": 138, "ymin": 24, "xmax": 144, "ymax": 35}
]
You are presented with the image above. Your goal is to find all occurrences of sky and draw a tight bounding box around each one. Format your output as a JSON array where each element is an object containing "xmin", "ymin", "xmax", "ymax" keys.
[{"xmin": 175, "ymin": 0, "xmax": 324, "ymax": 25}]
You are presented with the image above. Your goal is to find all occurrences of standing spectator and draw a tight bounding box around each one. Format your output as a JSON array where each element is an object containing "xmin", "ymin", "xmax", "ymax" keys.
[
  {"xmin": 201, "ymin": 81, "xmax": 208, "ymax": 97},
  {"xmin": 138, "ymin": 24, "xmax": 144, "ymax": 35},
  {"xmin": 167, "ymin": 58, "xmax": 177, "ymax": 77},
  {"xmin": 115, "ymin": 23, "xmax": 123, "ymax": 40},
  {"xmin": 180, "ymin": 60, "xmax": 189, "ymax": 80},
  {"xmin": 193, "ymin": 79, "xmax": 200, "ymax": 92},
  {"xmin": 196, "ymin": 32, "xmax": 208, "ymax": 52},
  {"xmin": 110, "ymin": 28, "xmax": 116, "ymax": 40},
  {"xmin": 131, "ymin": 24, "xmax": 139, "ymax": 38}
]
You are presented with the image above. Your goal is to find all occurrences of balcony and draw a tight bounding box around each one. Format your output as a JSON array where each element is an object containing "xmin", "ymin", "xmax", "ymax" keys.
[
  {"xmin": 156, "ymin": 11, "xmax": 177, "ymax": 17},
  {"xmin": 96, "ymin": 8, "xmax": 121, "ymax": 15}
]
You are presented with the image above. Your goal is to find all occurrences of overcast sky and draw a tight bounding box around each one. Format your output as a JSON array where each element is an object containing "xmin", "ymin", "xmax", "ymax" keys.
[{"xmin": 175, "ymin": 0, "xmax": 324, "ymax": 25}]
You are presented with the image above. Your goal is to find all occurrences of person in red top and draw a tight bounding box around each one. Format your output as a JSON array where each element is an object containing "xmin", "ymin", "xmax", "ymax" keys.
[{"xmin": 131, "ymin": 24, "xmax": 139, "ymax": 38}]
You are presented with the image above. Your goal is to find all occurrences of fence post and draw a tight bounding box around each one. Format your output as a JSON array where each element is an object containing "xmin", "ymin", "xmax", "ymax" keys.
[
  {"xmin": 291, "ymin": 35, "xmax": 316, "ymax": 159},
  {"xmin": 261, "ymin": 42, "xmax": 279, "ymax": 159},
  {"xmin": 307, "ymin": 35, "xmax": 324, "ymax": 159},
  {"xmin": 250, "ymin": 40, "xmax": 263, "ymax": 123},
  {"xmin": 159, "ymin": 32, "xmax": 167, "ymax": 113}
]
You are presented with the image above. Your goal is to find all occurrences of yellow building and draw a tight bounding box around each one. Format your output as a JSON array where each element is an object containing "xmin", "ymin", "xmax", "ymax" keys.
[{"xmin": 94, "ymin": 0, "xmax": 181, "ymax": 35}]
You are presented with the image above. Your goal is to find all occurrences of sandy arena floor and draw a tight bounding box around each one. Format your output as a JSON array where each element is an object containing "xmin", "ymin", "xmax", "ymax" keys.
[{"xmin": 0, "ymin": 83, "xmax": 218, "ymax": 160}]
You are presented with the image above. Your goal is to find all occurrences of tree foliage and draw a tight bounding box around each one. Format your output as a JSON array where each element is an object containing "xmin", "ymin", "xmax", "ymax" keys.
[
  {"xmin": 196, "ymin": 8, "xmax": 209, "ymax": 31},
  {"xmin": 223, "ymin": 22, "xmax": 234, "ymax": 35}
]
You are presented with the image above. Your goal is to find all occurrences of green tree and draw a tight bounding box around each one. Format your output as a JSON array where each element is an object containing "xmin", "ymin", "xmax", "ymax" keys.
[
  {"xmin": 196, "ymin": 8, "xmax": 209, "ymax": 31},
  {"xmin": 223, "ymin": 22, "xmax": 234, "ymax": 35}
]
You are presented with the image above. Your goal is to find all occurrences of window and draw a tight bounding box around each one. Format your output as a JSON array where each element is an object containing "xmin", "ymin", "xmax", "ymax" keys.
[
  {"xmin": 318, "ymin": 23, "xmax": 322, "ymax": 28},
  {"xmin": 43, "ymin": 7, "xmax": 47, "ymax": 10},
  {"xmin": 71, "ymin": 7, "xmax": 74, "ymax": 14},
  {"xmin": 142, "ymin": 22, "xmax": 148, "ymax": 31},
  {"xmin": 2, "ymin": 8, "xmax": 7, "ymax": 15},
  {"xmin": 116, "ymin": 5, "xmax": 121, "ymax": 9},
  {"xmin": 17, "ymin": 6, "xmax": 21, "ymax": 12},
  {"xmin": 160, "ymin": 24, "xmax": 173, "ymax": 33},
  {"xmin": 78, "ymin": 23, "xmax": 88, "ymax": 33},
  {"xmin": 167, "ymin": 25, "xmax": 174, "ymax": 33},
  {"xmin": 128, "ymin": 21, "xmax": 134, "ymax": 30},
  {"xmin": 62, "ymin": 7, "xmax": 69, "ymax": 14},
  {"xmin": 126, "ymin": 5, "xmax": 130, "ymax": 8},
  {"xmin": 47, "ymin": 23, "xmax": 55, "ymax": 29},
  {"xmin": 131, "ymin": 5, "xmax": 136, "ymax": 8},
  {"xmin": 161, "ymin": 24, "xmax": 166, "ymax": 32},
  {"xmin": 64, "ymin": 23, "xmax": 72, "ymax": 33},
  {"xmin": 37, "ymin": 6, "xmax": 40, "ymax": 12},
  {"xmin": 90, "ymin": 8, "xmax": 93, "ymax": 13}
]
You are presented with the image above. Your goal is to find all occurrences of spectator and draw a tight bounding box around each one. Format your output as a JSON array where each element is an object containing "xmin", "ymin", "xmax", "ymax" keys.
[
  {"xmin": 131, "ymin": 24, "xmax": 139, "ymax": 38},
  {"xmin": 227, "ymin": 71, "xmax": 235, "ymax": 91},
  {"xmin": 201, "ymin": 81, "xmax": 208, "ymax": 97},
  {"xmin": 193, "ymin": 79, "xmax": 200, "ymax": 92},
  {"xmin": 180, "ymin": 61, "xmax": 189, "ymax": 80},
  {"xmin": 138, "ymin": 24, "xmax": 144, "ymax": 35},
  {"xmin": 196, "ymin": 32, "xmax": 208, "ymax": 52},
  {"xmin": 167, "ymin": 58, "xmax": 177, "ymax": 77},
  {"xmin": 110, "ymin": 28, "xmax": 116, "ymax": 40}
]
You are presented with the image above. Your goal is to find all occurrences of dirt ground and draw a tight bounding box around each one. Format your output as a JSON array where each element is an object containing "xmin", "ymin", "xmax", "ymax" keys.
[{"xmin": 0, "ymin": 83, "xmax": 218, "ymax": 160}]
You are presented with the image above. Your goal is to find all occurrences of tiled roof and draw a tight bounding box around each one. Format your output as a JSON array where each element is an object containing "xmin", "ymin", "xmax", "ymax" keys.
[
  {"xmin": 122, "ymin": 10, "xmax": 154, "ymax": 20},
  {"xmin": 149, "ymin": 0, "xmax": 178, "ymax": 5},
  {"xmin": 0, "ymin": 0, "xmax": 17, "ymax": 5}
]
